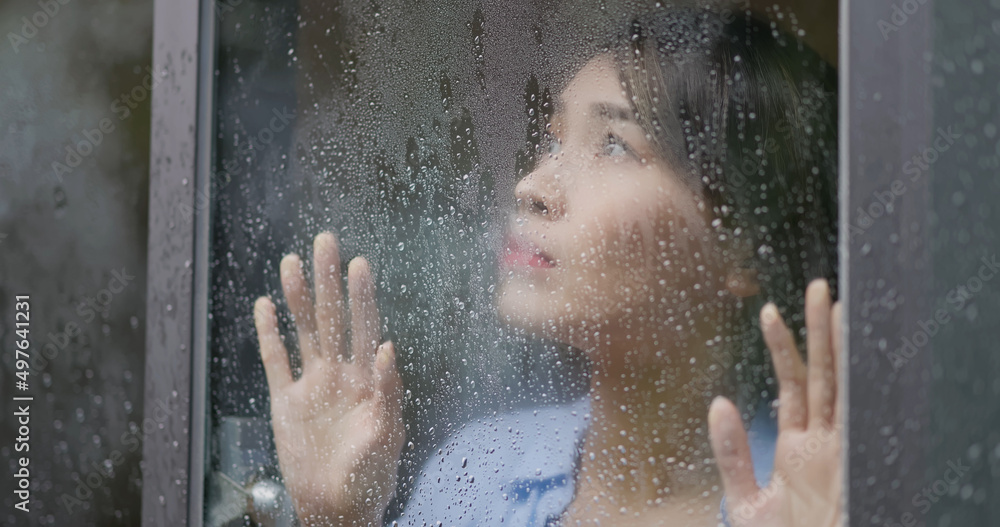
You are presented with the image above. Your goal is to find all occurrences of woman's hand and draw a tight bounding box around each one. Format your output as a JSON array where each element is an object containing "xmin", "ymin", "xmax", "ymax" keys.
[
  {"xmin": 253, "ymin": 232, "xmax": 405, "ymax": 527},
  {"xmin": 709, "ymin": 278, "xmax": 843, "ymax": 527}
]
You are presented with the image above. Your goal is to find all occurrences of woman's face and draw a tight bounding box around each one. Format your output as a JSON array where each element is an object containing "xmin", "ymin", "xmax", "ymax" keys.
[{"xmin": 497, "ymin": 54, "xmax": 738, "ymax": 358}]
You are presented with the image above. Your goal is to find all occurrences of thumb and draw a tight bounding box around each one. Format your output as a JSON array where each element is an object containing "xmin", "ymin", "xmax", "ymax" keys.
[{"xmin": 709, "ymin": 396, "xmax": 760, "ymax": 505}]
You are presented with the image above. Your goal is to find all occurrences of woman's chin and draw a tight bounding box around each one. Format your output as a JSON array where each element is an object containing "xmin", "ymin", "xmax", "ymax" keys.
[
  {"xmin": 496, "ymin": 298, "xmax": 545, "ymax": 335},
  {"xmin": 497, "ymin": 288, "xmax": 559, "ymax": 339}
]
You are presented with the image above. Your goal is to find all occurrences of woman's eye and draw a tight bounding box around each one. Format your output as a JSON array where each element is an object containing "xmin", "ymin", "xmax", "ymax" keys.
[{"xmin": 603, "ymin": 134, "xmax": 629, "ymax": 158}]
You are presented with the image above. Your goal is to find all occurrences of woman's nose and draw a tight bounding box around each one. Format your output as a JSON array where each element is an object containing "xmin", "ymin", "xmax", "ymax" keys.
[{"xmin": 515, "ymin": 169, "xmax": 564, "ymax": 220}]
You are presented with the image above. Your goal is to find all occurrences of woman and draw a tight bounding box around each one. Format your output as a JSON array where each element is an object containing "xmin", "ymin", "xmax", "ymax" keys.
[{"xmin": 254, "ymin": 7, "xmax": 841, "ymax": 526}]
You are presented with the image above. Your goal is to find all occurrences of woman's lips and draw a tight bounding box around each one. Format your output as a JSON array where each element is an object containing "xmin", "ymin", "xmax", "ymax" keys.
[{"xmin": 503, "ymin": 236, "xmax": 555, "ymax": 269}]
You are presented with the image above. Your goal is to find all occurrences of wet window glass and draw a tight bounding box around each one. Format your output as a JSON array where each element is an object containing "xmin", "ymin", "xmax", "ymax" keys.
[
  {"xmin": 204, "ymin": 1, "xmax": 840, "ymax": 526},
  {"xmin": 1, "ymin": 1, "xmax": 152, "ymax": 525},
  {"xmin": 922, "ymin": 0, "xmax": 1000, "ymax": 524}
]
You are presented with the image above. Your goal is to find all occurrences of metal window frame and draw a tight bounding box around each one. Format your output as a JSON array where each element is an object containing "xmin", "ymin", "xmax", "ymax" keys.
[
  {"xmin": 141, "ymin": 0, "xmax": 214, "ymax": 525},
  {"xmin": 141, "ymin": 0, "xmax": 938, "ymax": 524}
]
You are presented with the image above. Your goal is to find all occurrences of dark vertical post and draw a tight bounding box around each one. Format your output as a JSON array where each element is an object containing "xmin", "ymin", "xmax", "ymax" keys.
[{"xmin": 844, "ymin": 0, "xmax": 933, "ymax": 525}]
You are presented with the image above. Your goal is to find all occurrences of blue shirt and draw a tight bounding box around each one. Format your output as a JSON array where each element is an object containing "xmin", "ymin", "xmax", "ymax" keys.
[{"xmin": 396, "ymin": 398, "xmax": 776, "ymax": 526}]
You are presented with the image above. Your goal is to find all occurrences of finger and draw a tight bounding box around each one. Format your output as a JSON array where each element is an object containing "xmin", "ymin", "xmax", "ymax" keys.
[
  {"xmin": 761, "ymin": 302, "xmax": 808, "ymax": 431},
  {"xmin": 314, "ymin": 232, "xmax": 346, "ymax": 361},
  {"xmin": 254, "ymin": 297, "xmax": 293, "ymax": 391},
  {"xmin": 348, "ymin": 257, "xmax": 381, "ymax": 369},
  {"xmin": 831, "ymin": 301, "xmax": 844, "ymax": 425},
  {"xmin": 709, "ymin": 396, "xmax": 761, "ymax": 505},
  {"xmin": 805, "ymin": 279, "xmax": 835, "ymax": 427},
  {"xmin": 375, "ymin": 341, "xmax": 404, "ymax": 425},
  {"xmin": 281, "ymin": 254, "xmax": 322, "ymax": 367}
]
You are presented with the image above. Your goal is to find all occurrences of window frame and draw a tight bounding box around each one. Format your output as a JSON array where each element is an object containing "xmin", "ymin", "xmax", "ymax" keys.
[
  {"xmin": 140, "ymin": 0, "xmax": 937, "ymax": 525},
  {"xmin": 843, "ymin": 0, "xmax": 933, "ymax": 524},
  {"xmin": 141, "ymin": 0, "xmax": 215, "ymax": 525}
]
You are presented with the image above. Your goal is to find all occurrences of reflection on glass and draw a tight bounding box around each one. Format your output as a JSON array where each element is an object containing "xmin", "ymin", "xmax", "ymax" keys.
[{"xmin": 207, "ymin": 2, "xmax": 840, "ymax": 526}]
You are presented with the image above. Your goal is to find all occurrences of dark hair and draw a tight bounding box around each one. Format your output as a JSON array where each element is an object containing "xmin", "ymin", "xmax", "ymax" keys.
[{"xmin": 616, "ymin": 7, "xmax": 838, "ymax": 411}]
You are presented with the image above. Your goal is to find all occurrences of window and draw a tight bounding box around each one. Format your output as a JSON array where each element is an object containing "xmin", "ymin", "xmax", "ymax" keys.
[
  {"xmin": 132, "ymin": 1, "xmax": 1000, "ymax": 526},
  {"xmin": 199, "ymin": 1, "xmax": 842, "ymax": 525}
]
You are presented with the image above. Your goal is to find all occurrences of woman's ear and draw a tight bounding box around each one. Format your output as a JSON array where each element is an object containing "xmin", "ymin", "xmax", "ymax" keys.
[{"xmin": 726, "ymin": 266, "xmax": 760, "ymax": 298}]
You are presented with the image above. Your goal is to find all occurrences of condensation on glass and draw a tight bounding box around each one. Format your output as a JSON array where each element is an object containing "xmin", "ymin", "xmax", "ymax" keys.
[
  {"xmin": 0, "ymin": 1, "xmax": 152, "ymax": 525},
  {"xmin": 204, "ymin": 1, "xmax": 839, "ymax": 526}
]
